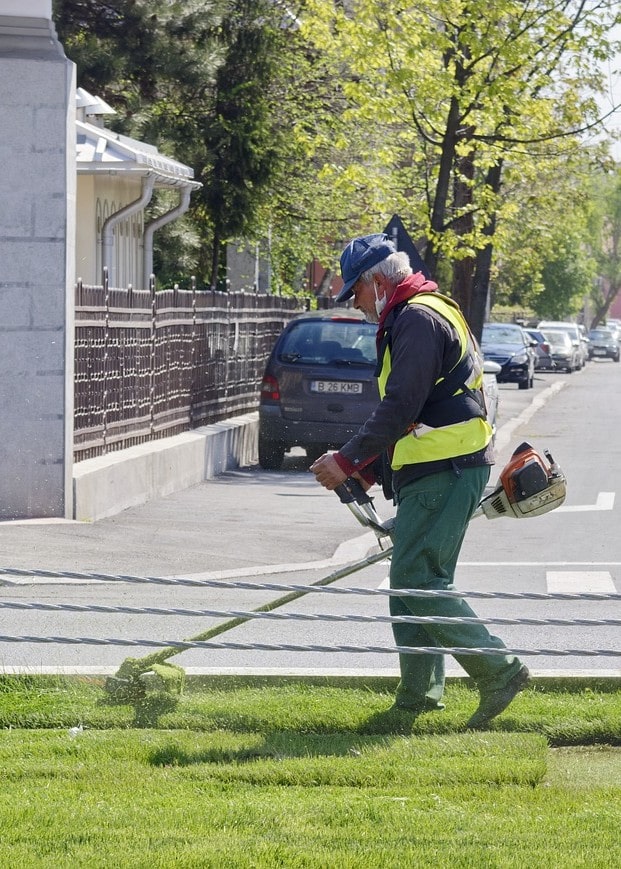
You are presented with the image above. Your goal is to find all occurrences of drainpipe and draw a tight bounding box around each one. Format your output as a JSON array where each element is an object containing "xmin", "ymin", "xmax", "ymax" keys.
[
  {"xmin": 101, "ymin": 174, "xmax": 155, "ymax": 287},
  {"xmin": 142, "ymin": 187, "xmax": 192, "ymax": 285}
]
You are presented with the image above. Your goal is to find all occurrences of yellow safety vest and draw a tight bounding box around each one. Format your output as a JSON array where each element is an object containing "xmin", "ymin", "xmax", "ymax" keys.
[{"xmin": 378, "ymin": 293, "xmax": 493, "ymax": 470}]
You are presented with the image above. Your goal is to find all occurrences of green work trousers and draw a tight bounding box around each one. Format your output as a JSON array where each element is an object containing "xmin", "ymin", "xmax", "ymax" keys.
[{"xmin": 389, "ymin": 465, "xmax": 522, "ymax": 709}]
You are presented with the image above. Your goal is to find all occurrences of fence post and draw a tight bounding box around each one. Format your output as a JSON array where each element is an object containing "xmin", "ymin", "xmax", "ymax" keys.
[
  {"xmin": 102, "ymin": 267, "xmax": 110, "ymax": 454},
  {"xmin": 225, "ymin": 290, "xmax": 231, "ymax": 405},
  {"xmin": 149, "ymin": 274, "xmax": 156, "ymax": 438},
  {"xmin": 190, "ymin": 275, "xmax": 197, "ymax": 427}
]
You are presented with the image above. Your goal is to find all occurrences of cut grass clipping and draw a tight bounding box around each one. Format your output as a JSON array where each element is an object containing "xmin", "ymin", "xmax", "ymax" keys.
[{"xmin": 0, "ymin": 676, "xmax": 619, "ymax": 867}]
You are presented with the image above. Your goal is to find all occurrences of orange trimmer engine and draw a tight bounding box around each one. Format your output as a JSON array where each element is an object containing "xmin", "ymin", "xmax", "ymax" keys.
[{"xmin": 476, "ymin": 441, "xmax": 567, "ymax": 520}]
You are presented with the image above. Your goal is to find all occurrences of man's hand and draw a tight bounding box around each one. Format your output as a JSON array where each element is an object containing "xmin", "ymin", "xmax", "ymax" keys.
[
  {"xmin": 310, "ymin": 453, "xmax": 347, "ymax": 490},
  {"xmin": 311, "ymin": 453, "xmax": 372, "ymax": 492}
]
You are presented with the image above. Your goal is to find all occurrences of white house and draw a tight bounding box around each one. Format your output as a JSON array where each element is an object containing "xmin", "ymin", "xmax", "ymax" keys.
[{"xmin": 75, "ymin": 88, "xmax": 201, "ymax": 290}]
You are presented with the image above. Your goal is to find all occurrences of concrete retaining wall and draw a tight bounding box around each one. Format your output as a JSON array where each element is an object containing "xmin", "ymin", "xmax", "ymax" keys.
[{"xmin": 73, "ymin": 413, "xmax": 258, "ymax": 521}]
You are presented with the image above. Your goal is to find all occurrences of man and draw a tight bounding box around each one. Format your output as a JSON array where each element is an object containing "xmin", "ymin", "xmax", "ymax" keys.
[{"xmin": 311, "ymin": 233, "xmax": 529, "ymax": 728}]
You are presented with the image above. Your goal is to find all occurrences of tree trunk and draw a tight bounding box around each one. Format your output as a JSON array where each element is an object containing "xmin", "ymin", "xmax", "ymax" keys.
[
  {"xmin": 471, "ymin": 161, "xmax": 503, "ymax": 341},
  {"xmin": 425, "ymin": 95, "xmax": 461, "ymax": 278},
  {"xmin": 210, "ymin": 232, "xmax": 221, "ymax": 290},
  {"xmin": 450, "ymin": 146, "xmax": 475, "ymax": 317},
  {"xmin": 316, "ymin": 267, "xmax": 334, "ymax": 298}
]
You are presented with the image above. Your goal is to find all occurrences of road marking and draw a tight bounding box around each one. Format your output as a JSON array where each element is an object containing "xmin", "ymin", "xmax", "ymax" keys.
[
  {"xmin": 556, "ymin": 492, "xmax": 615, "ymax": 512},
  {"xmin": 461, "ymin": 561, "xmax": 621, "ymax": 566},
  {"xmin": 0, "ymin": 518, "xmax": 83, "ymax": 526},
  {"xmin": 380, "ymin": 570, "xmax": 619, "ymax": 593},
  {"xmin": 546, "ymin": 571, "xmax": 616, "ymax": 593}
]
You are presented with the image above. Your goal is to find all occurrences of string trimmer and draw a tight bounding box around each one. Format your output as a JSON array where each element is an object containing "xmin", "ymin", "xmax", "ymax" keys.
[
  {"xmin": 104, "ymin": 479, "xmax": 392, "ymax": 701},
  {"xmin": 105, "ymin": 441, "xmax": 565, "ymax": 700}
]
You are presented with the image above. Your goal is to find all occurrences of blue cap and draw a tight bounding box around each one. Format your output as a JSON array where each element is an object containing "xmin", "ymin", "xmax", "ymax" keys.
[{"xmin": 335, "ymin": 233, "xmax": 397, "ymax": 303}]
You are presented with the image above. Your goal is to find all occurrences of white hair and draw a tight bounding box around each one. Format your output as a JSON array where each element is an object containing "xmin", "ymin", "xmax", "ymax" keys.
[{"xmin": 361, "ymin": 250, "xmax": 412, "ymax": 287}]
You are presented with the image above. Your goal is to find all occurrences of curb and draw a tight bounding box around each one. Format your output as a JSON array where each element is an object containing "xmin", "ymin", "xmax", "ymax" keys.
[
  {"xmin": 72, "ymin": 412, "xmax": 259, "ymax": 521},
  {"xmin": 2, "ymin": 669, "xmax": 619, "ymax": 686}
]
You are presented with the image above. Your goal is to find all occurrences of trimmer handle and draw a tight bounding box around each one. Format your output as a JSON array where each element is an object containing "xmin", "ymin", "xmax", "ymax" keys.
[{"xmin": 335, "ymin": 476, "xmax": 373, "ymax": 505}]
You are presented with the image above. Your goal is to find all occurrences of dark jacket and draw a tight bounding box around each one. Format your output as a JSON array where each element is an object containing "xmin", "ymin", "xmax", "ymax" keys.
[{"xmin": 333, "ymin": 275, "xmax": 494, "ymax": 495}]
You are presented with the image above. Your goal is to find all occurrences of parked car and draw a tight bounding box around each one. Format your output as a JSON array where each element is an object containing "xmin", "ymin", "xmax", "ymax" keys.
[
  {"xmin": 480, "ymin": 323, "xmax": 537, "ymax": 389},
  {"xmin": 545, "ymin": 330, "xmax": 581, "ymax": 372},
  {"xmin": 537, "ymin": 321, "xmax": 587, "ymax": 367},
  {"xmin": 587, "ymin": 327, "xmax": 620, "ymax": 362},
  {"xmin": 604, "ymin": 319, "xmax": 621, "ymax": 343},
  {"xmin": 525, "ymin": 329, "xmax": 555, "ymax": 371},
  {"xmin": 578, "ymin": 324, "xmax": 591, "ymax": 360},
  {"xmin": 258, "ymin": 310, "xmax": 379, "ymax": 469},
  {"xmin": 482, "ymin": 360, "xmax": 501, "ymax": 433},
  {"xmin": 258, "ymin": 309, "xmax": 503, "ymax": 470}
]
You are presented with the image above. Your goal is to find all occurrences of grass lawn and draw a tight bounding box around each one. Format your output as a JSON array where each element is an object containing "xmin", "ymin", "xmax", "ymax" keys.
[{"xmin": 0, "ymin": 675, "xmax": 619, "ymax": 867}]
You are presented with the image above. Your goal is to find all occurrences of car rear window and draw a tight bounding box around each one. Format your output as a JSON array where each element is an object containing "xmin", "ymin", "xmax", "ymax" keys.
[
  {"xmin": 482, "ymin": 325, "xmax": 523, "ymax": 343},
  {"xmin": 547, "ymin": 332, "xmax": 571, "ymax": 347},
  {"xmin": 278, "ymin": 320, "xmax": 377, "ymax": 365}
]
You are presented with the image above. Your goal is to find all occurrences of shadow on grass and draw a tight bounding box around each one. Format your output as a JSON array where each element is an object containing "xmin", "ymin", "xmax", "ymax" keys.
[
  {"xmin": 356, "ymin": 705, "xmax": 421, "ymax": 735},
  {"xmin": 99, "ymin": 690, "xmax": 180, "ymax": 728},
  {"xmin": 148, "ymin": 732, "xmax": 386, "ymax": 768}
]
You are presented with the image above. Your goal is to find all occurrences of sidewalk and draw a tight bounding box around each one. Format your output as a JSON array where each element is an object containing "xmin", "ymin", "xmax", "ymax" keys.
[
  {"xmin": 0, "ymin": 381, "xmax": 562, "ymax": 580},
  {"xmin": 1, "ymin": 379, "xmax": 618, "ymax": 681},
  {"xmin": 0, "ymin": 452, "xmax": 378, "ymax": 580}
]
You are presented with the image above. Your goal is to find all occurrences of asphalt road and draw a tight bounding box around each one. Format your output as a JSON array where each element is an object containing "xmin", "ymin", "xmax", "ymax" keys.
[{"xmin": 1, "ymin": 359, "xmax": 620, "ymax": 677}]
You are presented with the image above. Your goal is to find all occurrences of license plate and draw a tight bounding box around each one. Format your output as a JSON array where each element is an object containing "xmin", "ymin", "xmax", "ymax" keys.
[
  {"xmin": 310, "ymin": 380, "xmax": 363, "ymax": 394},
  {"xmin": 593, "ymin": 348, "xmax": 606, "ymax": 355}
]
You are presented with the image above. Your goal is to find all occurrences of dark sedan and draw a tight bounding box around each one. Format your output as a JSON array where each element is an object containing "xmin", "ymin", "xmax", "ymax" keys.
[
  {"xmin": 588, "ymin": 328, "xmax": 620, "ymax": 362},
  {"xmin": 481, "ymin": 323, "xmax": 537, "ymax": 390}
]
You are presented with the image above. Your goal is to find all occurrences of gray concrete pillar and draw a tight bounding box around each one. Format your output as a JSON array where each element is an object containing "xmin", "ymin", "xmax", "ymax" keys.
[{"xmin": 0, "ymin": 1, "xmax": 76, "ymax": 519}]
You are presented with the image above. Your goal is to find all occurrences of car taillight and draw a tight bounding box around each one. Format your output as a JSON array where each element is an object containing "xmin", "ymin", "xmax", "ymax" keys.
[
  {"xmin": 542, "ymin": 343, "xmax": 550, "ymax": 353},
  {"xmin": 260, "ymin": 374, "xmax": 280, "ymax": 402}
]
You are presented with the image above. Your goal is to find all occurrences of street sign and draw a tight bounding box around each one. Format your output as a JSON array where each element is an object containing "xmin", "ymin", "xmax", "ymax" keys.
[{"xmin": 383, "ymin": 214, "xmax": 430, "ymax": 278}]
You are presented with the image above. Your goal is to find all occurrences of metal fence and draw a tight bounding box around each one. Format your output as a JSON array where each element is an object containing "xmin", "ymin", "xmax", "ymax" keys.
[{"xmin": 74, "ymin": 271, "xmax": 306, "ymax": 462}]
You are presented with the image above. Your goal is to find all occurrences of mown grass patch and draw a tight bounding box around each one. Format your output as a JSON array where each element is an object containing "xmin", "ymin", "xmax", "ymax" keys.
[
  {"xmin": 2, "ymin": 674, "xmax": 619, "ymax": 745},
  {"xmin": 0, "ymin": 677, "xmax": 619, "ymax": 865},
  {"xmin": 0, "ymin": 728, "xmax": 619, "ymax": 868}
]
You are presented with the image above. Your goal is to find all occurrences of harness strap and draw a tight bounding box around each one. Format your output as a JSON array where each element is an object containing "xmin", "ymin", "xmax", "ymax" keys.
[{"xmin": 375, "ymin": 304, "xmax": 486, "ymax": 423}]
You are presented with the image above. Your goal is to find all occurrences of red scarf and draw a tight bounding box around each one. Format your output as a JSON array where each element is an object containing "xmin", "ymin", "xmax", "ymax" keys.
[{"xmin": 376, "ymin": 272, "xmax": 438, "ymax": 351}]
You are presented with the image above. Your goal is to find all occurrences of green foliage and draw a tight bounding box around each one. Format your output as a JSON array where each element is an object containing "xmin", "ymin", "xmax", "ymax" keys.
[
  {"xmin": 53, "ymin": 0, "xmax": 620, "ymax": 310},
  {"xmin": 586, "ymin": 166, "xmax": 621, "ymax": 325},
  {"xmin": 536, "ymin": 232, "xmax": 597, "ymax": 320},
  {"xmin": 202, "ymin": 0, "xmax": 286, "ymax": 281},
  {"xmin": 492, "ymin": 145, "xmax": 600, "ymax": 318},
  {"xmin": 301, "ymin": 0, "xmax": 619, "ymax": 323}
]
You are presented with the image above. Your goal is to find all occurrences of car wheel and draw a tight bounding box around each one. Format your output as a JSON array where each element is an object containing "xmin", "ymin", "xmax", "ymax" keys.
[
  {"xmin": 258, "ymin": 436, "xmax": 286, "ymax": 470},
  {"xmin": 615, "ymin": 355, "xmax": 620, "ymax": 363},
  {"xmin": 518, "ymin": 378, "xmax": 529, "ymax": 390}
]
